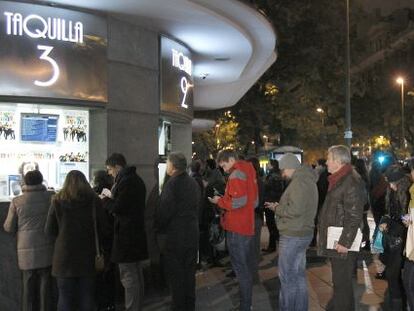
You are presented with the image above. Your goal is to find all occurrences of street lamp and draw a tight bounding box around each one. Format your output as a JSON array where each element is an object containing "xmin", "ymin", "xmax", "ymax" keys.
[
  {"xmin": 396, "ymin": 77, "xmax": 405, "ymax": 148},
  {"xmin": 344, "ymin": 0, "xmax": 352, "ymax": 147},
  {"xmin": 316, "ymin": 107, "xmax": 325, "ymax": 126}
]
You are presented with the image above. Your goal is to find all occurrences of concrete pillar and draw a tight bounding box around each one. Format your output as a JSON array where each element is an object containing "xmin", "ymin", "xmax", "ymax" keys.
[{"xmin": 90, "ymin": 17, "xmax": 160, "ymax": 193}]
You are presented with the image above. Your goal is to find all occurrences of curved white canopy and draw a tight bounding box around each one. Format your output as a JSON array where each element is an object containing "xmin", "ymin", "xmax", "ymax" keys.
[{"xmin": 41, "ymin": 0, "xmax": 277, "ymax": 110}]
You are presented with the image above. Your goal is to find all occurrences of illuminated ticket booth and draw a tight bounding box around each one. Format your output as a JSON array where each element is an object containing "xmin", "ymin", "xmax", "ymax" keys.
[{"xmin": 0, "ymin": 1, "xmax": 107, "ymax": 201}]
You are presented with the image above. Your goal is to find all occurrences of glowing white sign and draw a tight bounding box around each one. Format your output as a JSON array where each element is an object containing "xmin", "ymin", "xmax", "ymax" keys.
[
  {"xmin": 3, "ymin": 11, "xmax": 85, "ymax": 88},
  {"xmin": 172, "ymin": 48, "xmax": 192, "ymax": 76},
  {"xmin": 4, "ymin": 12, "xmax": 83, "ymax": 43},
  {"xmin": 171, "ymin": 48, "xmax": 193, "ymax": 109},
  {"xmin": 180, "ymin": 77, "xmax": 193, "ymax": 109},
  {"xmin": 34, "ymin": 45, "xmax": 60, "ymax": 87}
]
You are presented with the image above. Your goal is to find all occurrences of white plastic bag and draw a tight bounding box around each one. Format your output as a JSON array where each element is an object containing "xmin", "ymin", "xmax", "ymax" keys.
[{"xmin": 406, "ymin": 208, "xmax": 414, "ymax": 261}]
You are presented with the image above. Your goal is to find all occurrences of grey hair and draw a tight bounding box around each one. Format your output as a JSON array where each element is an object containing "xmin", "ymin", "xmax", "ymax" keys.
[
  {"xmin": 168, "ymin": 152, "xmax": 187, "ymax": 172},
  {"xmin": 328, "ymin": 145, "xmax": 351, "ymax": 164}
]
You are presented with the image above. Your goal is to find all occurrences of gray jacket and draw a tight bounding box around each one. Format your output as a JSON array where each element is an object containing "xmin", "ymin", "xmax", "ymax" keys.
[
  {"xmin": 275, "ymin": 166, "xmax": 318, "ymax": 237},
  {"xmin": 3, "ymin": 185, "xmax": 54, "ymax": 270}
]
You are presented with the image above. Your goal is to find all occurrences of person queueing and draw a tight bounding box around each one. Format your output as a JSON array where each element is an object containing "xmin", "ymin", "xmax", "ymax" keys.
[
  {"xmin": 263, "ymin": 160, "xmax": 284, "ymax": 252},
  {"xmin": 380, "ymin": 166, "xmax": 410, "ymax": 310},
  {"xmin": 4, "ymin": 170, "xmax": 54, "ymax": 311},
  {"xmin": 209, "ymin": 149, "xmax": 258, "ymax": 311},
  {"xmin": 265, "ymin": 153, "xmax": 318, "ymax": 311},
  {"xmin": 403, "ymin": 159, "xmax": 414, "ymax": 310},
  {"xmin": 45, "ymin": 170, "xmax": 110, "ymax": 311},
  {"xmin": 155, "ymin": 152, "xmax": 201, "ymax": 311},
  {"xmin": 317, "ymin": 145, "xmax": 366, "ymax": 311},
  {"xmin": 101, "ymin": 153, "xmax": 148, "ymax": 311}
]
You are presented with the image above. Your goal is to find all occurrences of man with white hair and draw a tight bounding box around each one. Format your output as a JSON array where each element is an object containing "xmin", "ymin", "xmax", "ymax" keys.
[{"xmin": 317, "ymin": 145, "xmax": 366, "ymax": 311}]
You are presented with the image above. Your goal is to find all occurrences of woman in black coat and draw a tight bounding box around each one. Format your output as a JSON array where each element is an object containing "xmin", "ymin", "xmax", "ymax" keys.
[{"xmin": 45, "ymin": 170, "xmax": 109, "ymax": 311}]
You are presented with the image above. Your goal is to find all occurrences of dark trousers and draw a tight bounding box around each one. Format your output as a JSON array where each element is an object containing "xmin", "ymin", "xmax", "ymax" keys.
[
  {"xmin": 165, "ymin": 246, "xmax": 198, "ymax": 311},
  {"xmin": 330, "ymin": 252, "xmax": 357, "ymax": 311},
  {"xmin": 22, "ymin": 267, "xmax": 52, "ymax": 311},
  {"xmin": 56, "ymin": 277, "xmax": 95, "ymax": 311},
  {"xmin": 253, "ymin": 215, "xmax": 263, "ymax": 280},
  {"xmin": 385, "ymin": 248, "xmax": 404, "ymax": 300},
  {"xmin": 264, "ymin": 209, "xmax": 278, "ymax": 249},
  {"xmin": 403, "ymin": 259, "xmax": 414, "ymax": 310}
]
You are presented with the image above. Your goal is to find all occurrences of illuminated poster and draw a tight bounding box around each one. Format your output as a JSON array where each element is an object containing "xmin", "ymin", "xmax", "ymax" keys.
[
  {"xmin": 160, "ymin": 36, "xmax": 194, "ymax": 120},
  {"xmin": 0, "ymin": 1, "xmax": 107, "ymax": 103},
  {"xmin": 0, "ymin": 111, "xmax": 16, "ymax": 140}
]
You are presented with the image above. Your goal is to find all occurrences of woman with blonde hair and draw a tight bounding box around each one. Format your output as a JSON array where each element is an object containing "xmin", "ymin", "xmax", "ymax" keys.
[{"xmin": 45, "ymin": 170, "xmax": 109, "ymax": 311}]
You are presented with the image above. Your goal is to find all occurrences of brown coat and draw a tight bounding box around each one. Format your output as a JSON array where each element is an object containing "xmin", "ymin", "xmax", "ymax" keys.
[
  {"xmin": 317, "ymin": 169, "xmax": 366, "ymax": 258},
  {"xmin": 3, "ymin": 185, "xmax": 54, "ymax": 270}
]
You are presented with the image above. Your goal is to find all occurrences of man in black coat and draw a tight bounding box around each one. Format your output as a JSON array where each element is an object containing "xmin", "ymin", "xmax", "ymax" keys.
[
  {"xmin": 102, "ymin": 153, "xmax": 148, "ymax": 311},
  {"xmin": 155, "ymin": 152, "xmax": 201, "ymax": 311}
]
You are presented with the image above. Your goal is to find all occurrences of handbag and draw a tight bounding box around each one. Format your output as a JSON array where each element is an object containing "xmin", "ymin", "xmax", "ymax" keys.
[
  {"xmin": 372, "ymin": 227, "xmax": 384, "ymax": 253},
  {"xmin": 93, "ymin": 203, "xmax": 105, "ymax": 273}
]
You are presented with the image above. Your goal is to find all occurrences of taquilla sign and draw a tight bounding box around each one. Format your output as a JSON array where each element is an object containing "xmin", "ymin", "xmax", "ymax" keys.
[
  {"xmin": 0, "ymin": 1, "xmax": 107, "ymax": 103},
  {"xmin": 160, "ymin": 36, "xmax": 194, "ymax": 120}
]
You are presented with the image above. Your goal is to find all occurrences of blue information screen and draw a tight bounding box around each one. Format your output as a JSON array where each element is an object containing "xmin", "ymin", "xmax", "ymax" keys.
[{"xmin": 21, "ymin": 114, "xmax": 58, "ymax": 142}]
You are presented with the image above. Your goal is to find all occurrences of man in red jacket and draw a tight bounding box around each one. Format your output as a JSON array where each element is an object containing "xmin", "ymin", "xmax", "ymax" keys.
[{"xmin": 209, "ymin": 149, "xmax": 258, "ymax": 311}]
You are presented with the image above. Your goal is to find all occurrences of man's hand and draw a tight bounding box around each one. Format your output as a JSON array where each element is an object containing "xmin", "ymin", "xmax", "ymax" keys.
[
  {"xmin": 264, "ymin": 201, "xmax": 279, "ymax": 212},
  {"xmin": 335, "ymin": 243, "xmax": 349, "ymax": 254},
  {"xmin": 208, "ymin": 196, "xmax": 221, "ymax": 204}
]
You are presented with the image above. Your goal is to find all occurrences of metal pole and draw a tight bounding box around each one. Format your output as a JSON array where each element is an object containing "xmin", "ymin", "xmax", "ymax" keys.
[
  {"xmin": 401, "ymin": 81, "xmax": 405, "ymax": 148},
  {"xmin": 344, "ymin": 0, "xmax": 352, "ymax": 147}
]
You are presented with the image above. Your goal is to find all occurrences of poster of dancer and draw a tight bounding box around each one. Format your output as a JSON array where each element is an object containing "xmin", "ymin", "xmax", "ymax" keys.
[
  {"xmin": 62, "ymin": 112, "xmax": 88, "ymax": 143},
  {"xmin": 0, "ymin": 111, "xmax": 16, "ymax": 140}
]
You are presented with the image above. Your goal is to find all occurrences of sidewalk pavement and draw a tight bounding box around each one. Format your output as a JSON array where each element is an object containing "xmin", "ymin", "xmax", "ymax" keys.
[{"xmin": 143, "ymin": 220, "xmax": 388, "ymax": 310}]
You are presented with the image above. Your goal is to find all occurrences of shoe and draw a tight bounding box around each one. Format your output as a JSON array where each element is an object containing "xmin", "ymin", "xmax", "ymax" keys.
[
  {"xmin": 375, "ymin": 272, "xmax": 386, "ymax": 280},
  {"xmin": 225, "ymin": 270, "xmax": 236, "ymax": 278},
  {"xmin": 262, "ymin": 247, "xmax": 276, "ymax": 253}
]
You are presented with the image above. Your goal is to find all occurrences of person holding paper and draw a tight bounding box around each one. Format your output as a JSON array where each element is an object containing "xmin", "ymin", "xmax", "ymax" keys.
[
  {"xmin": 317, "ymin": 145, "xmax": 366, "ymax": 311},
  {"xmin": 102, "ymin": 153, "xmax": 148, "ymax": 311}
]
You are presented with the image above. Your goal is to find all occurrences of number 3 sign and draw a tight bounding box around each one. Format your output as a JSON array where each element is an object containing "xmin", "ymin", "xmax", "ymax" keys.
[{"xmin": 34, "ymin": 45, "xmax": 60, "ymax": 87}]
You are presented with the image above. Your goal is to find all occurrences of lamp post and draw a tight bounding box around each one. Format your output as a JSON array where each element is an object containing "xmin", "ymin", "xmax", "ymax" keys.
[
  {"xmin": 396, "ymin": 77, "xmax": 405, "ymax": 148},
  {"xmin": 344, "ymin": 0, "xmax": 352, "ymax": 147}
]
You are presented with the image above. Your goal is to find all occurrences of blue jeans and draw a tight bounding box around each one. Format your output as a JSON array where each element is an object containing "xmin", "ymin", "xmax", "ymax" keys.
[
  {"xmin": 227, "ymin": 231, "xmax": 255, "ymax": 311},
  {"xmin": 278, "ymin": 235, "xmax": 312, "ymax": 311},
  {"xmin": 56, "ymin": 277, "xmax": 95, "ymax": 311}
]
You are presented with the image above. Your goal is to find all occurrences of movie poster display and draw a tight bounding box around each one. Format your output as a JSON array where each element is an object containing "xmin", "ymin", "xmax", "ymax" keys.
[
  {"xmin": 0, "ymin": 111, "xmax": 16, "ymax": 140},
  {"xmin": 0, "ymin": 104, "xmax": 89, "ymax": 201}
]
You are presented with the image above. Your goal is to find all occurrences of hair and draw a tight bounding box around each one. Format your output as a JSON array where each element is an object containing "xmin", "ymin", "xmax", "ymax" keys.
[
  {"xmin": 216, "ymin": 149, "xmax": 238, "ymax": 163},
  {"xmin": 317, "ymin": 158, "xmax": 327, "ymax": 166},
  {"xmin": 92, "ymin": 170, "xmax": 113, "ymax": 194},
  {"xmin": 168, "ymin": 152, "xmax": 187, "ymax": 172},
  {"xmin": 354, "ymin": 158, "xmax": 369, "ymax": 184},
  {"xmin": 55, "ymin": 170, "xmax": 95, "ymax": 202},
  {"xmin": 205, "ymin": 159, "xmax": 217, "ymax": 170},
  {"xmin": 105, "ymin": 153, "xmax": 127, "ymax": 168},
  {"xmin": 24, "ymin": 170, "xmax": 43, "ymax": 186},
  {"xmin": 190, "ymin": 160, "xmax": 201, "ymax": 173},
  {"xmin": 328, "ymin": 145, "xmax": 351, "ymax": 164},
  {"xmin": 409, "ymin": 158, "xmax": 414, "ymax": 171},
  {"xmin": 247, "ymin": 157, "xmax": 260, "ymax": 178}
]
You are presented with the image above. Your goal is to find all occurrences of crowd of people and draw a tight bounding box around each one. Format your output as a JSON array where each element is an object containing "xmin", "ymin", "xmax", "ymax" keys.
[{"xmin": 2, "ymin": 145, "xmax": 414, "ymax": 311}]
